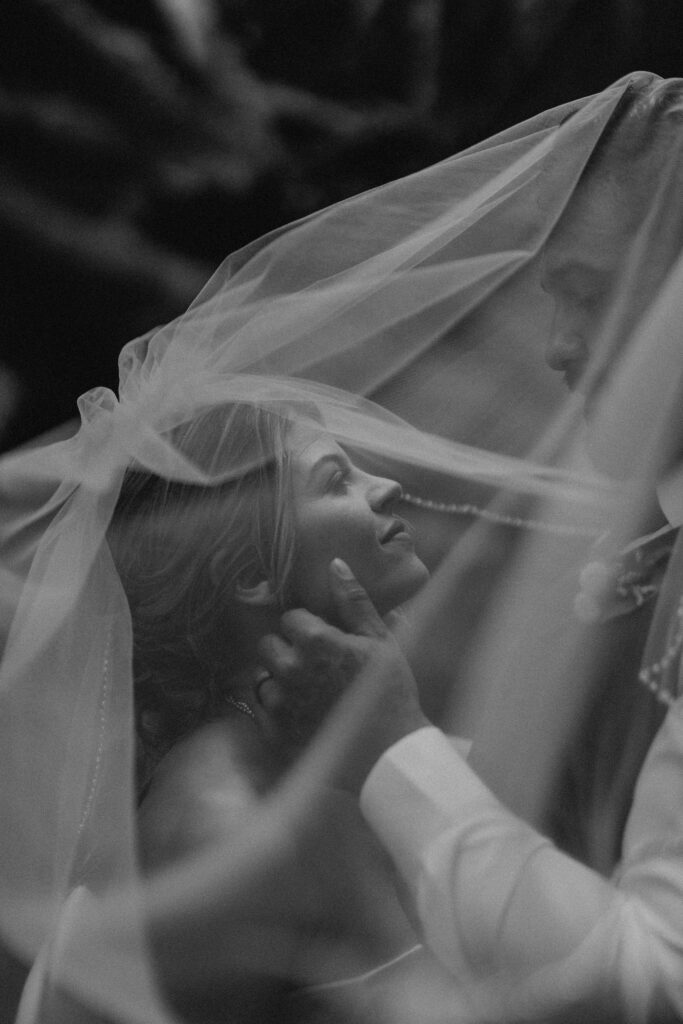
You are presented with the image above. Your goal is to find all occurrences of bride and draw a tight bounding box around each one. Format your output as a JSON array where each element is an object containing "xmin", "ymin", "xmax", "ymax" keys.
[
  {"xmin": 2, "ymin": 69, "xmax": 683, "ymax": 1023},
  {"xmin": 113, "ymin": 401, "xmax": 431, "ymax": 1018}
]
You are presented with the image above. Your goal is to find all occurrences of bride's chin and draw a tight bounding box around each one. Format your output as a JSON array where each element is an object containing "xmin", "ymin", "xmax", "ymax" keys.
[{"xmin": 376, "ymin": 562, "xmax": 430, "ymax": 616}]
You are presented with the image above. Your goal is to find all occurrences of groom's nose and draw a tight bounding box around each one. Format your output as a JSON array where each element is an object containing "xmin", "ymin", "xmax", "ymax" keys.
[{"xmin": 545, "ymin": 330, "xmax": 588, "ymax": 373}]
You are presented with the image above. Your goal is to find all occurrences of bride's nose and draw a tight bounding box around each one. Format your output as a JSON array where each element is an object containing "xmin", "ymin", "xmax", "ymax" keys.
[{"xmin": 367, "ymin": 475, "xmax": 403, "ymax": 511}]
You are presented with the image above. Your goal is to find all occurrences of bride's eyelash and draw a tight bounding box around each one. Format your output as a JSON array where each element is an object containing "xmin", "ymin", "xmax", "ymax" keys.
[{"xmin": 328, "ymin": 467, "xmax": 350, "ymax": 492}]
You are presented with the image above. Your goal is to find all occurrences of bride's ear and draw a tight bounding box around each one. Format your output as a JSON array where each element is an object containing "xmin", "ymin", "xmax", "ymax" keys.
[{"xmin": 235, "ymin": 577, "xmax": 277, "ymax": 607}]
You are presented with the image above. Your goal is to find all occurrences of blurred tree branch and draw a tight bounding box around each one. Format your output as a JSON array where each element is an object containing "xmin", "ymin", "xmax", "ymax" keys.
[{"xmin": 1, "ymin": 0, "xmax": 683, "ymax": 448}]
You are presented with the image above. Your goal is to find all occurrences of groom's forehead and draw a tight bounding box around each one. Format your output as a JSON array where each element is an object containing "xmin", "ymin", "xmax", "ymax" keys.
[{"xmin": 543, "ymin": 186, "xmax": 639, "ymax": 289}]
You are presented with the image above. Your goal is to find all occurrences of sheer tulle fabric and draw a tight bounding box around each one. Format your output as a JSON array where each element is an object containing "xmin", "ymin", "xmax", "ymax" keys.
[{"xmin": 2, "ymin": 70, "xmax": 683, "ymax": 1021}]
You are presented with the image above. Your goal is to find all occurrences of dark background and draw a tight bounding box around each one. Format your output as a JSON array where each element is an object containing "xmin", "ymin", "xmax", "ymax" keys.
[{"xmin": 2, "ymin": 0, "xmax": 683, "ymax": 451}]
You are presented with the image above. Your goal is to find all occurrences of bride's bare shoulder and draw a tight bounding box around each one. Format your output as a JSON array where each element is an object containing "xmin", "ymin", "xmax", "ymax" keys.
[{"xmin": 138, "ymin": 717, "xmax": 272, "ymax": 871}]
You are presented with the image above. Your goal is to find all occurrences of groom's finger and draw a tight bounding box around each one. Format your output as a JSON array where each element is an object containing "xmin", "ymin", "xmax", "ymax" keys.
[
  {"xmin": 329, "ymin": 558, "xmax": 387, "ymax": 638},
  {"xmin": 280, "ymin": 608, "xmax": 330, "ymax": 645},
  {"xmin": 257, "ymin": 633, "xmax": 297, "ymax": 678}
]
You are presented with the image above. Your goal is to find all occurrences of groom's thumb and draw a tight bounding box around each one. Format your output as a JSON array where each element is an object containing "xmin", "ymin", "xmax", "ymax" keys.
[{"xmin": 329, "ymin": 559, "xmax": 386, "ymax": 637}]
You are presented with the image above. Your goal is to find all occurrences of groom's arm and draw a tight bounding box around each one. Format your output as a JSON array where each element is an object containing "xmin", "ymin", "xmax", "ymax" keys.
[{"xmin": 259, "ymin": 562, "xmax": 681, "ymax": 1021}]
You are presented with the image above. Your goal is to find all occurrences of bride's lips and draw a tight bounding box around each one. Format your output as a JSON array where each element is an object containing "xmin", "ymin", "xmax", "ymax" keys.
[{"xmin": 379, "ymin": 517, "xmax": 413, "ymax": 544}]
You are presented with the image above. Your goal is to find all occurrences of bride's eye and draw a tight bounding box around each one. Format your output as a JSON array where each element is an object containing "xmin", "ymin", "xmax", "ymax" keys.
[{"xmin": 328, "ymin": 468, "xmax": 350, "ymax": 492}]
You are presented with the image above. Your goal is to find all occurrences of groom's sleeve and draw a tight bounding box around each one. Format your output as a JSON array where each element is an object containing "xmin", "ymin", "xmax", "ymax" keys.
[{"xmin": 359, "ymin": 725, "xmax": 680, "ymax": 1021}]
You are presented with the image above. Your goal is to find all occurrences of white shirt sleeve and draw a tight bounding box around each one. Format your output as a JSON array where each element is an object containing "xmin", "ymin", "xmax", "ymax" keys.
[{"xmin": 360, "ymin": 711, "xmax": 683, "ymax": 1022}]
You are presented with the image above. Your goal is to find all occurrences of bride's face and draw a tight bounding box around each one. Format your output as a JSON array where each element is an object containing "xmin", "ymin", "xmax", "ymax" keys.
[{"xmin": 287, "ymin": 425, "xmax": 429, "ymax": 618}]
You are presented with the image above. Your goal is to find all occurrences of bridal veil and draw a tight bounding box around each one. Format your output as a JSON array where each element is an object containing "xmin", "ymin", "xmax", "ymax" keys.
[{"xmin": 2, "ymin": 70, "xmax": 683, "ymax": 1021}]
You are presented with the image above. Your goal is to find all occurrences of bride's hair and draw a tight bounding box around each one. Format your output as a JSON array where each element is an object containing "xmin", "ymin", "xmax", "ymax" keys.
[{"xmin": 108, "ymin": 403, "xmax": 298, "ymax": 787}]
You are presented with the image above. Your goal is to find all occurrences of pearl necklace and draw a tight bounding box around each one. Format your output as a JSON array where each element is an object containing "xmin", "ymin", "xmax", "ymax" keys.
[{"xmin": 402, "ymin": 492, "xmax": 600, "ymax": 537}]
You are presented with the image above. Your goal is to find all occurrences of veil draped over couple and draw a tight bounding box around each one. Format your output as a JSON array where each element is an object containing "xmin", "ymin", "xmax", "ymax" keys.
[{"xmin": 2, "ymin": 70, "xmax": 683, "ymax": 1023}]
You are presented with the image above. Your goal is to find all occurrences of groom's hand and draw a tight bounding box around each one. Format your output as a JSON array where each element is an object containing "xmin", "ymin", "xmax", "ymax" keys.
[{"xmin": 254, "ymin": 558, "xmax": 429, "ymax": 781}]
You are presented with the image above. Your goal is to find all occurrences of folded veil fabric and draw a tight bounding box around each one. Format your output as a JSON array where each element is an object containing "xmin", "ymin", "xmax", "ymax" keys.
[{"xmin": 2, "ymin": 70, "xmax": 683, "ymax": 1021}]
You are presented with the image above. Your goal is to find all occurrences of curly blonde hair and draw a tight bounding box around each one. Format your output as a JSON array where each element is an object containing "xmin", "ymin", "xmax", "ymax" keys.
[{"xmin": 109, "ymin": 403, "xmax": 300, "ymax": 790}]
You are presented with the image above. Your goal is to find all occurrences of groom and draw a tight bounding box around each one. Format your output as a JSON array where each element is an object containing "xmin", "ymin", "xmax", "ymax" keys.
[{"xmin": 256, "ymin": 76, "xmax": 683, "ymax": 1019}]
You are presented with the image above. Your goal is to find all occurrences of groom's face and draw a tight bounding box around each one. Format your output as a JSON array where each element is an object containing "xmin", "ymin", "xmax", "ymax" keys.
[
  {"xmin": 541, "ymin": 172, "xmax": 683, "ymax": 480},
  {"xmin": 541, "ymin": 81, "xmax": 683, "ymax": 414},
  {"xmin": 541, "ymin": 78, "xmax": 683, "ymax": 478},
  {"xmin": 541, "ymin": 176, "xmax": 632, "ymax": 404}
]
